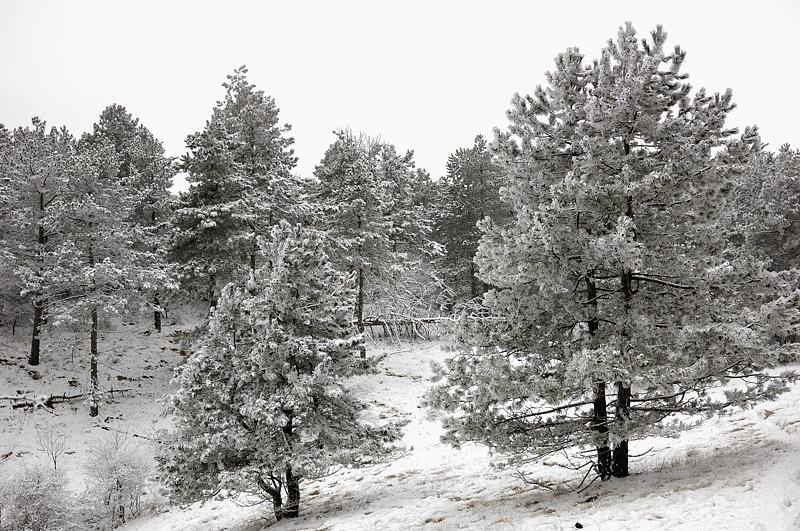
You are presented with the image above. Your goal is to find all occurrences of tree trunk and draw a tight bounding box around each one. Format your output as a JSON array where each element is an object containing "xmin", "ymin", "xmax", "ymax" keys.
[
  {"xmin": 612, "ymin": 194, "xmax": 635, "ymax": 478},
  {"xmin": 613, "ymin": 271, "xmax": 633, "ymax": 478},
  {"xmin": 356, "ymin": 267, "xmax": 366, "ymax": 358},
  {"xmin": 469, "ymin": 261, "xmax": 478, "ymax": 299},
  {"xmin": 284, "ymin": 466, "xmax": 300, "ymax": 518},
  {"xmin": 613, "ymin": 382, "xmax": 630, "ymax": 477},
  {"xmin": 208, "ymin": 274, "xmax": 217, "ymax": 310},
  {"xmin": 153, "ymin": 294, "xmax": 161, "ymax": 333},
  {"xmin": 250, "ymin": 235, "xmax": 257, "ymax": 273},
  {"xmin": 29, "ymin": 192, "xmax": 48, "ymax": 366},
  {"xmin": 586, "ymin": 277, "xmax": 612, "ymax": 479},
  {"xmin": 29, "ymin": 300, "xmax": 43, "ymax": 366},
  {"xmin": 594, "ymin": 381, "xmax": 613, "ymax": 479},
  {"xmin": 89, "ymin": 307, "xmax": 99, "ymax": 417}
]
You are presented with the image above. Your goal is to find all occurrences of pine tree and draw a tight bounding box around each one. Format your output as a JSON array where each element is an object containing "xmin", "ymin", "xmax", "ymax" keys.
[
  {"xmin": 158, "ymin": 222, "xmax": 396, "ymax": 521},
  {"xmin": 171, "ymin": 66, "xmax": 302, "ymax": 305},
  {"xmin": 428, "ymin": 23, "xmax": 798, "ymax": 481},
  {"xmin": 46, "ymin": 139, "xmax": 176, "ymax": 416},
  {"xmin": 84, "ymin": 104, "xmax": 176, "ymax": 331},
  {"xmin": 735, "ymin": 145, "xmax": 800, "ymax": 272},
  {"xmin": 434, "ymin": 135, "xmax": 509, "ymax": 303},
  {"xmin": 0, "ymin": 119, "xmax": 73, "ymax": 365},
  {"xmin": 313, "ymin": 130, "xmax": 441, "ymax": 344}
]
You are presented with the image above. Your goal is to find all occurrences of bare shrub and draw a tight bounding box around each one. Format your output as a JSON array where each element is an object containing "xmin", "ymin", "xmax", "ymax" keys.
[
  {"xmin": 35, "ymin": 426, "xmax": 67, "ymax": 471},
  {"xmin": 0, "ymin": 463, "xmax": 77, "ymax": 531},
  {"xmin": 83, "ymin": 432, "xmax": 152, "ymax": 529}
]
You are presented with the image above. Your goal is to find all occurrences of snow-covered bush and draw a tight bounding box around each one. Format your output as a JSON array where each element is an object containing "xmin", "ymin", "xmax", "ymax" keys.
[
  {"xmin": 82, "ymin": 432, "xmax": 152, "ymax": 529},
  {"xmin": 158, "ymin": 222, "xmax": 401, "ymax": 521},
  {"xmin": 0, "ymin": 463, "xmax": 77, "ymax": 531}
]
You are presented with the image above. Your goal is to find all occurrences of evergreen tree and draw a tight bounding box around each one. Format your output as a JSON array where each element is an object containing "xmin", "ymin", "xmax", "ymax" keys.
[
  {"xmin": 428, "ymin": 24, "xmax": 798, "ymax": 480},
  {"xmin": 0, "ymin": 119, "xmax": 73, "ymax": 365},
  {"xmin": 313, "ymin": 130, "xmax": 441, "ymax": 345},
  {"xmin": 735, "ymin": 145, "xmax": 800, "ymax": 271},
  {"xmin": 171, "ymin": 66, "xmax": 302, "ymax": 305},
  {"xmin": 434, "ymin": 135, "xmax": 508, "ymax": 303},
  {"xmin": 0, "ymin": 123, "xmax": 24, "ymax": 332},
  {"xmin": 158, "ymin": 222, "xmax": 396, "ymax": 521},
  {"xmin": 84, "ymin": 104, "xmax": 176, "ymax": 331},
  {"xmin": 46, "ymin": 139, "xmax": 176, "ymax": 416}
]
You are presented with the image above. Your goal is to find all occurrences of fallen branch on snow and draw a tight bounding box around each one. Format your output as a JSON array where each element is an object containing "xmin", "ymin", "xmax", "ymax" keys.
[{"xmin": 0, "ymin": 387, "xmax": 135, "ymax": 410}]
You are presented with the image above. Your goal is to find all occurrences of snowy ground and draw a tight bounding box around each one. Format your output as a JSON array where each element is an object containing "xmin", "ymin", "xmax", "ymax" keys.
[
  {"xmin": 0, "ymin": 316, "xmax": 194, "ymax": 494},
  {"xmin": 2, "ymin": 327, "xmax": 799, "ymax": 530}
]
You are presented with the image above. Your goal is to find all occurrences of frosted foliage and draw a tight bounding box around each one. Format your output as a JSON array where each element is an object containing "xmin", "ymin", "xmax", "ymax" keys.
[
  {"xmin": 171, "ymin": 66, "xmax": 305, "ymax": 293},
  {"xmin": 429, "ymin": 23, "xmax": 799, "ymax": 476},
  {"xmin": 158, "ymin": 222, "xmax": 398, "ymax": 520}
]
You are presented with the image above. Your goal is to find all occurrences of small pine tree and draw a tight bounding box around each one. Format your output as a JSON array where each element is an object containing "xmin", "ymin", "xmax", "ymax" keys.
[
  {"xmin": 158, "ymin": 222, "xmax": 397, "ymax": 521},
  {"xmin": 428, "ymin": 23, "xmax": 798, "ymax": 481}
]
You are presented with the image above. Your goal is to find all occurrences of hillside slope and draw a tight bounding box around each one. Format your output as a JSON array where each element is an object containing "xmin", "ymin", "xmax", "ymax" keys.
[{"xmin": 124, "ymin": 343, "xmax": 800, "ymax": 531}]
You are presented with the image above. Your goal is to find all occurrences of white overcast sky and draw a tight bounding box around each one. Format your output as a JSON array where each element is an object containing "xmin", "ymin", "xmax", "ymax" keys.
[{"xmin": 1, "ymin": 0, "xmax": 798, "ymax": 191}]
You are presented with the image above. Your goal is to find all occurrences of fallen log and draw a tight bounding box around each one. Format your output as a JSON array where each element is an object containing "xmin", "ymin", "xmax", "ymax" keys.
[{"xmin": 0, "ymin": 387, "xmax": 135, "ymax": 410}]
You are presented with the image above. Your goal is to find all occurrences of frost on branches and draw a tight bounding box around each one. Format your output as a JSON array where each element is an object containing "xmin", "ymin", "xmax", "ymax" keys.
[
  {"xmin": 159, "ymin": 222, "xmax": 400, "ymax": 521},
  {"xmin": 313, "ymin": 130, "xmax": 442, "ymax": 344},
  {"xmin": 171, "ymin": 66, "xmax": 305, "ymax": 306},
  {"xmin": 428, "ymin": 23, "xmax": 799, "ymax": 482}
]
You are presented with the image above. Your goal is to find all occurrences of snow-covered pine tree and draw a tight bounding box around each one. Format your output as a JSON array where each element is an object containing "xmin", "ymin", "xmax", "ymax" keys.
[
  {"xmin": 0, "ymin": 123, "xmax": 25, "ymax": 333},
  {"xmin": 0, "ymin": 119, "xmax": 73, "ymax": 365},
  {"xmin": 434, "ymin": 135, "xmax": 509, "ymax": 303},
  {"xmin": 428, "ymin": 23, "xmax": 798, "ymax": 480},
  {"xmin": 171, "ymin": 66, "xmax": 303, "ymax": 305},
  {"xmin": 158, "ymin": 222, "xmax": 397, "ymax": 521},
  {"xmin": 312, "ymin": 130, "xmax": 393, "ymax": 347},
  {"xmin": 84, "ymin": 104, "xmax": 176, "ymax": 331},
  {"xmin": 734, "ymin": 145, "xmax": 800, "ymax": 272},
  {"xmin": 313, "ymin": 130, "xmax": 442, "ymax": 344},
  {"xmin": 369, "ymin": 142, "xmax": 445, "ymax": 329},
  {"xmin": 46, "ymin": 139, "xmax": 177, "ymax": 416}
]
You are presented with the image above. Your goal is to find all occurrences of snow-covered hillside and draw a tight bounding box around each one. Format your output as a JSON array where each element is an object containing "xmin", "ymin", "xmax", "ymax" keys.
[
  {"xmin": 1, "ymin": 326, "xmax": 798, "ymax": 530},
  {"xmin": 109, "ymin": 341, "xmax": 800, "ymax": 531}
]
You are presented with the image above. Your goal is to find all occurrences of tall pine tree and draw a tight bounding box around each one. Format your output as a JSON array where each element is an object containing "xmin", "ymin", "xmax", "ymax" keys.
[
  {"xmin": 46, "ymin": 138, "xmax": 176, "ymax": 416},
  {"xmin": 434, "ymin": 135, "xmax": 508, "ymax": 303},
  {"xmin": 171, "ymin": 66, "xmax": 302, "ymax": 305},
  {"xmin": 84, "ymin": 104, "xmax": 176, "ymax": 331},
  {"xmin": 0, "ymin": 119, "xmax": 73, "ymax": 365},
  {"xmin": 429, "ymin": 23, "xmax": 797, "ymax": 480},
  {"xmin": 312, "ymin": 130, "xmax": 439, "ymax": 345}
]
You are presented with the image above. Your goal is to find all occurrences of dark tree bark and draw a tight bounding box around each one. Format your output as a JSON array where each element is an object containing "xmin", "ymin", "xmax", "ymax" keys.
[
  {"xmin": 613, "ymin": 193, "xmax": 635, "ymax": 478},
  {"xmin": 469, "ymin": 261, "xmax": 478, "ymax": 299},
  {"xmin": 153, "ymin": 294, "xmax": 161, "ymax": 333},
  {"xmin": 250, "ymin": 235, "xmax": 257, "ymax": 273},
  {"xmin": 208, "ymin": 273, "xmax": 218, "ymax": 310},
  {"xmin": 588, "ymin": 283, "xmax": 612, "ymax": 479},
  {"xmin": 587, "ymin": 276, "xmax": 612, "ymax": 479},
  {"xmin": 29, "ymin": 300, "xmax": 43, "ymax": 365},
  {"xmin": 284, "ymin": 466, "xmax": 300, "ymax": 518},
  {"xmin": 613, "ymin": 382, "xmax": 631, "ymax": 477},
  {"xmin": 89, "ymin": 306, "xmax": 99, "ymax": 417},
  {"xmin": 29, "ymin": 192, "xmax": 48, "ymax": 366},
  {"xmin": 256, "ymin": 475, "xmax": 284, "ymax": 521},
  {"xmin": 356, "ymin": 267, "xmax": 366, "ymax": 358}
]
